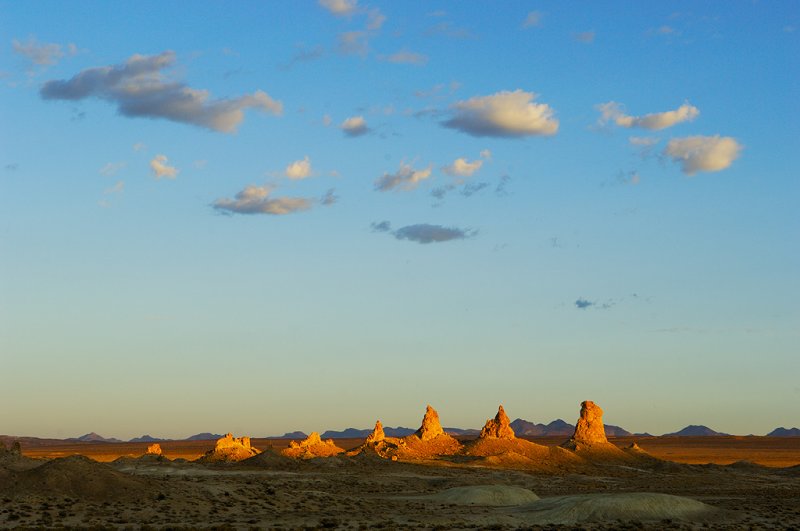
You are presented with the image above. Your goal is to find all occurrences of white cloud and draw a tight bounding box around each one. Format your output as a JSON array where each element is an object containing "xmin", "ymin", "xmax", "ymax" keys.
[
  {"xmin": 597, "ymin": 101, "xmax": 699, "ymax": 130},
  {"xmin": 40, "ymin": 51, "xmax": 283, "ymax": 133},
  {"xmin": 629, "ymin": 136, "xmax": 660, "ymax": 147},
  {"xmin": 285, "ymin": 156, "xmax": 313, "ymax": 179},
  {"xmin": 442, "ymin": 157, "xmax": 483, "ymax": 177},
  {"xmin": 664, "ymin": 135, "xmax": 742, "ymax": 175},
  {"xmin": 374, "ymin": 162, "xmax": 432, "ymax": 192},
  {"xmin": 523, "ymin": 11, "xmax": 543, "ymax": 28},
  {"xmin": 213, "ymin": 185, "xmax": 312, "ymax": 215},
  {"xmin": 132, "ymin": 142, "xmax": 146, "ymax": 152},
  {"xmin": 341, "ymin": 115, "xmax": 369, "ymax": 136},
  {"xmin": 150, "ymin": 154, "xmax": 179, "ymax": 179},
  {"xmin": 12, "ymin": 36, "xmax": 76, "ymax": 66},
  {"xmin": 319, "ymin": 0, "xmax": 358, "ymax": 16},
  {"xmin": 381, "ymin": 50, "xmax": 428, "ymax": 65},
  {"xmin": 99, "ymin": 161, "xmax": 126, "ymax": 176},
  {"xmin": 480, "ymin": 149, "xmax": 492, "ymax": 159},
  {"xmin": 574, "ymin": 31, "xmax": 596, "ymax": 43},
  {"xmin": 444, "ymin": 89, "xmax": 558, "ymax": 137}
]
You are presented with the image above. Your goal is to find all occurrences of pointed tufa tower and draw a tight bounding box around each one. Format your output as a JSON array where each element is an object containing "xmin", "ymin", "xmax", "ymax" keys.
[
  {"xmin": 566, "ymin": 400, "xmax": 608, "ymax": 445},
  {"xmin": 479, "ymin": 405, "xmax": 516, "ymax": 439},
  {"xmin": 415, "ymin": 404, "xmax": 446, "ymax": 441},
  {"xmin": 365, "ymin": 420, "xmax": 386, "ymax": 444}
]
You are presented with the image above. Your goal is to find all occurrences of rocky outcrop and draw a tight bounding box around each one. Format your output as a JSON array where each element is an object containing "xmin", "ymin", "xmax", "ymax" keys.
[
  {"xmin": 568, "ymin": 401, "xmax": 608, "ymax": 445},
  {"xmin": 480, "ymin": 405, "xmax": 516, "ymax": 439},
  {"xmin": 415, "ymin": 405, "xmax": 445, "ymax": 441},
  {"xmin": 199, "ymin": 433, "xmax": 260, "ymax": 462},
  {"xmin": 365, "ymin": 420, "xmax": 385, "ymax": 444},
  {"xmin": 145, "ymin": 443, "xmax": 162, "ymax": 456},
  {"xmin": 281, "ymin": 432, "xmax": 345, "ymax": 459}
]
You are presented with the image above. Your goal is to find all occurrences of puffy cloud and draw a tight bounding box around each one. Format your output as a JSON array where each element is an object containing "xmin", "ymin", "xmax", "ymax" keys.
[
  {"xmin": 523, "ymin": 11, "xmax": 543, "ymax": 28},
  {"xmin": 597, "ymin": 101, "xmax": 699, "ymax": 130},
  {"xmin": 374, "ymin": 162, "xmax": 432, "ymax": 192},
  {"xmin": 443, "ymin": 89, "xmax": 558, "ymax": 137},
  {"xmin": 442, "ymin": 157, "xmax": 483, "ymax": 177},
  {"xmin": 393, "ymin": 223, "xmax": 475, "ymax": 244},
  {"xmin": 319, "ymin": 0, "xmax": 357, "ymax": 16},
  {"xmin": 40, "ymin": 51, "xmax": 282, "ymax": 133},
  {"xmin": 381, "ymin": 51, "xmax": 428, "ymax": 65},
  {"xmin": 664, "ymin": 135, "xmax": 742, "ymax": 174},
  {"xmin": 150, "ymin": 154, "xmax": 178, "ymax": 179},
  {"xmin": 12, "ymin": 36, "xmax": 76, "ymax": 66},
  {"xmin": 213, "ymin": 185, "xmax": 313, "ymax": 215},
  {"xmin": 285, "ymin": 156, "xmax": 313, "ymax": 179},
  {"xmin": 371, "ymin": 220, "xmax": 474, "ymax": 243},
  {"xmin": 341, "ymin": 115, "xmax": 369, "ymax": 136}
]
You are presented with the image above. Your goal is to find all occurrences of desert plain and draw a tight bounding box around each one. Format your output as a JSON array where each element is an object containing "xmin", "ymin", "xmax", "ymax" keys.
[{"xmin": 1, "ymin": 403, "xmax": 799, "ymax": 530}]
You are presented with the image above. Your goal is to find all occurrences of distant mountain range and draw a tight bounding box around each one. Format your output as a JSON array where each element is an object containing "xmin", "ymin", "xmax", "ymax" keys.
[
  {"xmin": 183, "ymin": 433, "xmax": 224, "ymax": 441},
  {"xmin": 129, "ymin": 435, "xmax": 164, "ymax": 443},
  {"xmin": 510, "ymin": 418, "xmax": 633, "ymax": 437},
  {"xmin": 767, "ymin": 427, "xmax": 800, "ymax": 437},
  {"xmin": 664, "ymin": 425, "xmax": 728, "ymax": 436},
  {"xmin": 67, "ymin": 432, "xmax": 122, "ymax": 443}
]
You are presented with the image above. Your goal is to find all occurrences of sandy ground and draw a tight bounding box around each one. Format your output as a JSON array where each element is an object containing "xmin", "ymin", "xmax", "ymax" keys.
[{"xmin": 2, "ymin": 436, "xmax": 799, "ymax": 529}]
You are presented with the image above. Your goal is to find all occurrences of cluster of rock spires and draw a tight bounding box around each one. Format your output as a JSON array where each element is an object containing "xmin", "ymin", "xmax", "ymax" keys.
[{"xmin": 126, "ymin": 400, "xmax": 646, "ymax": 467}]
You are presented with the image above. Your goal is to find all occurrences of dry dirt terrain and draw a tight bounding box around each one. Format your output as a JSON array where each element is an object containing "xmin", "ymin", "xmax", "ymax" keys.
[{"xmin": 2, "ymin": 435, "xmax": 799, "ymax": 529}]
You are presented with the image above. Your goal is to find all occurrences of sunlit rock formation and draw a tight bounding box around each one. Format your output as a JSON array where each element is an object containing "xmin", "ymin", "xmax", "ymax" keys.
[
  {"xmin": 145, "ymin": 443, "xmax": 162, "ymax": 456},
  {"xmin": 365, "ymin": 420, "xmax": 386, "ymax": 444},
  {"xmin": 199, "ymin": 433, "xmax": 261, "ymax": 462},
  {"xmin": 415, "ymin": 404, "xmax": 445, "ymax": 441},
  {"xmin": 480, "ymin": 405, "xmax": 516, "ymax": 439},
  {"xmin": 569, "ymin": 401, "xmax": 608, "ymax": 444},
  {"xmin": 281, "ymin": 432, "xmax": 345, "ymax": 459}
]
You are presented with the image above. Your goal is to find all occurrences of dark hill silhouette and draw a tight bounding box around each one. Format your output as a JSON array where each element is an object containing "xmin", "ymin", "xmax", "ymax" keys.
[
  {"xmin": 128, "ymin": 435, "xmax": 164, "ymax": 443},
  {"xmin": 768, "ymin": 427, "xmax": 800, "ymax": 437},
  {"xmin": 67, "ymin": 432, "xmax": 122, "ymax": 443},
  {"xmin": 665, "ymin": 425, "xmax": 728, "ymax": 436},
  {"xmin": 510, "ymin": 418, "xmax": 632, "ymax": 437},
  {"xmin": 184, "ymin": 433, "xmax": 224, "ymax": 441}
]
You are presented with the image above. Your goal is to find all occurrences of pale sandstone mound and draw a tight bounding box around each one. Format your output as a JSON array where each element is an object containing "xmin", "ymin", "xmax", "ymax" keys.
[
  {"xmin": 480, "ymin": 405, "xmax": 515, "ymax": 439},
  {"xmin": 348, "ymin": 420, "xmax": 405, "ymax": 459},
  {"xmin": 511, "ymin": 492, "xmax": 720, "ymax": 525},
  {"xmin": 397, "ymin": 405, "xmax": 462, "ymax": 458},
  {"xmin": 199, "ymin": 433, "xmax": 261, "ymax": 463},
  {"xmin": 145, "ymin": 443, "xmax": 162, "ymax": 456},
  {"xmin": 423, "ymin": 485, "xmax": 540, "ymax": 506},
  {"xmin": 281, "ymin": 432, "xmax": 345, "ymax": 459}
]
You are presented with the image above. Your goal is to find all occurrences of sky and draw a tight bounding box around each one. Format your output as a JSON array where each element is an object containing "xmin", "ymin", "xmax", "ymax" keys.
[{"xmin": 1, "ymin": 1, "xmax": 798, "ymax": 440}]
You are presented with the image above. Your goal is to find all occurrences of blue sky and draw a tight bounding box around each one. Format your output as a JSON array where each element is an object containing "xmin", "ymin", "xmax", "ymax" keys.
[{"xmin": 1, "ymin": 1, "xmax": 798, "ymax": 439}]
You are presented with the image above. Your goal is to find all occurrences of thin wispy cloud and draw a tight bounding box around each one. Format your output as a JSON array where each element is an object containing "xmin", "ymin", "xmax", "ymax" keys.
[
  {"xmin": 574, "ymin": 31, "xmax": 596, "ymax": 43},
  {"xmin": 664, "ymin": 135, "xmax": 742, "ymax": 174},
  {"xmin": 372, "ymin": 221, "xmax": 476, "ymax": 244},
  {"xmin": 150, "ymin": 154, "xmax": 178, "ymax": 179},
  {"xmin": 213, "ymin": 185, "xmax": 313, "ymax": 215},
  {"xmin": 374, "ymin": 162, "xmax": 432, "ymax": 192},
  {"xmin": 40, "ymin": 51, "xmax": 283, "ymax": 133},
  {"xmin": 99, "ymin": 162, "xmax": 126, "ymax": 177},
  {"xmin": 319, "ymin": 0, "xmax": 358, "ymax": 16},
  {"xmin": 380, "ymin": 51, "xmax": 428, "ymax": 65},
  {"xmin": 321, "ymin": 188, "xmax": 338, "ymax": 206},
  {"xmin": 103, "ymin": 180, "xmax": 125, "ymax": 195},
  {"xmin": 13, "ymin": 36, "xmax": 77, "ymax": 67},
  {"xmin": 443, "ymin": 90, "xmax": 558, "ymax": 137},
  {"xmin": 341, "ymin": 115, "xmax": 369, "ymax": 136},
  {"xmin": 523, "ymin": 11, "xmax": 543, "ymax": 28},
  {"xmin": 597, "ymin": 101, "xmax": 699, "ymax": 130}
]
